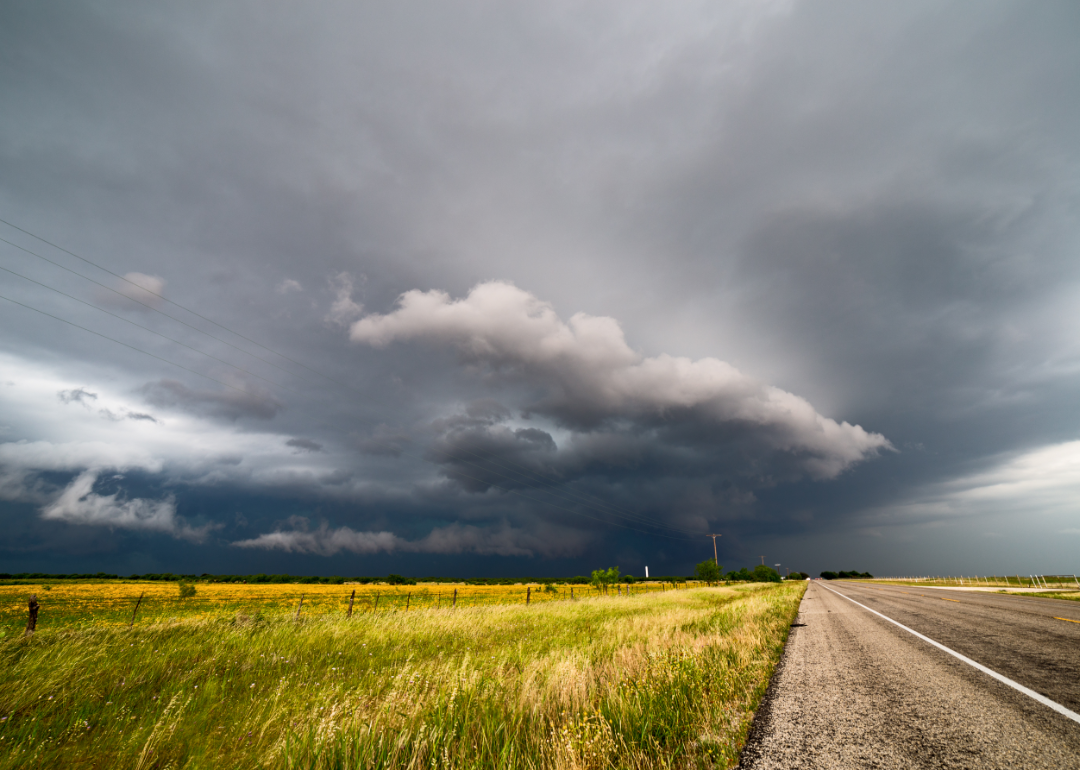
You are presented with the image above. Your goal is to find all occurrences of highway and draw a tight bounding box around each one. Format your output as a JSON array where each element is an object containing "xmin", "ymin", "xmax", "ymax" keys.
[{"xmin": 739, "ymin": 581, "xmax": 1080, "ymax": 769}]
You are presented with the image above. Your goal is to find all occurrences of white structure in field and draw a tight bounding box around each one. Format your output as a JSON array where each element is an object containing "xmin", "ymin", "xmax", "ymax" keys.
[{"xmin": 645, "ymin": 566, "xmax": 649, "ymax": 578}]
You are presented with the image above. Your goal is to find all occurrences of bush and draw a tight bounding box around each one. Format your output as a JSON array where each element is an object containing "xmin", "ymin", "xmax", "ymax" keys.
[
  {"xmin": 385, "ymin": 574, "xmax": 417, "ymax": 585},
  {"xmin": 178, "ymin": 582, "xmax": 197, "ymax": 599},
  {"xmin": 695, "ymin": 560, "xmax": 721, "ymax": 583}
]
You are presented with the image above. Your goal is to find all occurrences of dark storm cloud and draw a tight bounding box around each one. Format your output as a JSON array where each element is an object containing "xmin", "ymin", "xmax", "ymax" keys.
[{"xmin": 1, "ymin": 1, "xmax": 1078, "ymax": 576}]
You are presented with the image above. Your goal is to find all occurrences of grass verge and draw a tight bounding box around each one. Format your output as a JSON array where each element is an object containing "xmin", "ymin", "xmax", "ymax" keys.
[{"xmin": 0, "ymin": 582, "xmax": 803, "ymax": 769}]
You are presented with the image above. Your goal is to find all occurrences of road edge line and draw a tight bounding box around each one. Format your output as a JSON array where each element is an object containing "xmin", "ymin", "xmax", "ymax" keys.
[{"xmin": 818, "ymin": 582, "xmax": 1080, "ymax": 725}]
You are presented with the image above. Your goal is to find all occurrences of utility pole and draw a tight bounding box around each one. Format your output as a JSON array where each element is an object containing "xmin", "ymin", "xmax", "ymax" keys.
[
  {"xmin": 707, "ymin": 534, "xmax": 722, "ymax": 566},
  {"xmin": 760, "ymin": 555, "xmax": 765, "ymax": 566}
]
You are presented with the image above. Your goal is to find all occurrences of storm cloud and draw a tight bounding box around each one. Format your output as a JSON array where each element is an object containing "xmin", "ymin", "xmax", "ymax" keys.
[{"xmin": 2, "ymin": 0, "xmax": 1078, "ymax": 576}]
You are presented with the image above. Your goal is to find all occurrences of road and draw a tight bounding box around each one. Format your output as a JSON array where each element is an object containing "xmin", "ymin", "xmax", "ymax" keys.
[{"xmin": 739, "ymin": 581, "xmax": 1080, "ymax": 769}]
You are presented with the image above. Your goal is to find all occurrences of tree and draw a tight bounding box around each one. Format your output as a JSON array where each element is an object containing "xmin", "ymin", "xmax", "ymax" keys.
[
  {"xmin": 695, "ymin": 560, "xmax": 721, "ymax": 584},
  {"xmin": 752, "ymin": 565, "xmax": 781, "ymax": 583},
  {"xmin": 590, "ymin": 566, "xmax": 620, "ymax": 592},
  {"xmin": 820, "ymin": 571, "xmax": 838, "ymax": 580}
]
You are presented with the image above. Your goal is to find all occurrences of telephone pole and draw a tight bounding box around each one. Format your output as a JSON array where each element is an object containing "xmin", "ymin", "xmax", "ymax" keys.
[{"xmin": 707, "ymin": 534, "xmax": 722, "ymax": 566}]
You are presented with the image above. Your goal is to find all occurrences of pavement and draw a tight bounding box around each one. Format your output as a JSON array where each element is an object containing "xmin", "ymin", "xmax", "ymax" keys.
[{"xmin": 739, "ymin": 581, "xmax": 1080, "ymax": 769}]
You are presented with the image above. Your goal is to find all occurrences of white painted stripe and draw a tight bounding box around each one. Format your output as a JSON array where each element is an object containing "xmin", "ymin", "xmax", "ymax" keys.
[{"xmin": 818, "ymin": 583, "xmax": 1080, "ymax": 725}]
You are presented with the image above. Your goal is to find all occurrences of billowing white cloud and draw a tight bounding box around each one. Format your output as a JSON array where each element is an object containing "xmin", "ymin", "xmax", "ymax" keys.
[
  {"xmin": 351, "ymin": 281, "xmax": 890, "ymax": 480},
  {"xmin": 41, "ymin": 470, "xmax": 214, "ymax": 542}
]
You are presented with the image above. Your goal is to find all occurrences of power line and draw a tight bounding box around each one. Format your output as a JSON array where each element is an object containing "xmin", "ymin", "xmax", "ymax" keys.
[
  {"xmin": 447, "ymin": 448, "xmax": 707, "ymax": 538},
  {"xmin": 0, "ymin": 235, "xmax": 313, "ymax": 385},
  {"xmin": 0, "ymin": 262, "xmax": 296, "ymax": 394},
  {"xmin": 0, "ymin": 291, "xmax": 258, "ymax": 396},
  {"xmin": 446, "ymin": 467, "xmax": 699, "ymax": 542},
  {"xmin": 0, "ymin": 219, "xmax": 357, "ymax": 391}
]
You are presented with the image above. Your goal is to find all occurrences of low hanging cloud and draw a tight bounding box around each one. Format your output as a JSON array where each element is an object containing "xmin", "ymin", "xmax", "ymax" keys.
[
  {"xmin": 233, "ymin": 520, "xmax": 582, "ymax": 558},
  {"xmin": 40, "ymin": 470, "xmax": 214, "ymax": 542},
  {"xmin": 351, "ymin": 281, "xmax": 891, "ymax": 484}
]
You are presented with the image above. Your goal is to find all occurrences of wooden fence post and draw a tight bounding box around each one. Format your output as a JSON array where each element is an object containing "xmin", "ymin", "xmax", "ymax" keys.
[
  {"xmin": 25, "ymin": 595, "xmax": 39, "ymax": 637},
  {"xmin": 347, "ymin": 589, "xmax": 355, "ymax": 618},
  {"xmin": 295, "ymin": 596, "xmax": 304, "ymax": 620},
  {"xmin": 373, "ymin": 594, "xmax": 380, "ymax": 613},
  {"xmin": 453, "ymin": 588, "xmax": 457, "ymax": 608},
  {"xmin": 406, "ymin": 593, "xmax": 411, "ymax": 611},
  {"xmin": 128, "ymin": 592, "xmax": 144, "ymax": 629},
  {"xmin": 526, "ymin": 586, "xmax": 531, "ymax": 605},
  {"xmin": 570, "ymin": 587, "xmax": 574, "ymax": 600}
]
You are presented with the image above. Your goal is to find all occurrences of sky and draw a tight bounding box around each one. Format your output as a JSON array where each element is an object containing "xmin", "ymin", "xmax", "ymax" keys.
[{"xmin": 1, "ymin": 0, "xmax": 1079, "ymax": 578}]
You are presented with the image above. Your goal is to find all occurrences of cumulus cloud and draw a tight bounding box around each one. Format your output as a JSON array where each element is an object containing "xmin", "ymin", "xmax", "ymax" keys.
[
  {"xmin": 276, "ymin": 278, "xmax": 303, "ymax": 294},
  {"xmin": 352, "ymin": 281, "xmax": 891, "ymax": 483},
  {"xmin": 233, "ymin": 520, "xmax": 582, "ymax": 557},
  {"xmin": 40, "ymin": 470, "xmax": 214, "ymax": 541},
  {"xmin": 139, "ymin": 379, "xmax": 283, "ymax": 421}
]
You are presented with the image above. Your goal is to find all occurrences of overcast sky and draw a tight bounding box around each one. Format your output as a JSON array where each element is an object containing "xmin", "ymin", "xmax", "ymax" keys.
[{"xmin": 2, "ymin": 0, "xmax": 1078, "ymax": 578}]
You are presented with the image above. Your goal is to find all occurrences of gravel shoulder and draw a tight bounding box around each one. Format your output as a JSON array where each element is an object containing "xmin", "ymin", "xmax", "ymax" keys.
[{"xmin": 739, "ymin": 582, "xmax": 1080, "ymax": 769}]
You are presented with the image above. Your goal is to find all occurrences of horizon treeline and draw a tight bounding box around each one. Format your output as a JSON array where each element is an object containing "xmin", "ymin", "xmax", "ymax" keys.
[{"xmin": 0, "ymin": 572, "xmax": 695, "ymax": 585}]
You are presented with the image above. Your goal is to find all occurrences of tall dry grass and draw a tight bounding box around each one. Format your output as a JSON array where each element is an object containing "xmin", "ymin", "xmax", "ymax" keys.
[{"xmin": 0, "ymin": 582, "xmax": 803, "ymax": 769}]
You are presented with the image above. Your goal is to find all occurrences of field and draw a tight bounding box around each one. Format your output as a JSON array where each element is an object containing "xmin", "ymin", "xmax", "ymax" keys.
[
  {"xmin": 0, "ymin": 581, "xmax": 687, "ymax": 632},
  {"xmin": 0, "ymin": 581, "xmax": 803, "ymax": 769}
]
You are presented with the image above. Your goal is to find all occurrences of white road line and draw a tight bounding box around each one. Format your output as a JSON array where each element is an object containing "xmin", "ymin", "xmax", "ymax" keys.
[{"xmin": 818, "ymin": 582, "xmax": 1080, "ymax": 726}]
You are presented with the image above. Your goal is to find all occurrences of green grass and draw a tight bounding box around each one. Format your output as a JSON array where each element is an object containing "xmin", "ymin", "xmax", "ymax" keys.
[{"xmin": 0, "ymin": 582, "xmax": 803, "ymax": 769}]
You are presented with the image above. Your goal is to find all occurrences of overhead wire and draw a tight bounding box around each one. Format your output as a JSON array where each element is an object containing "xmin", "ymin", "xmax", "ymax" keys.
[
  {"xmin": 445, "ymin": 449, "xmax": 706, "ymax": 538},
  {"xmin": 0, "ymin": 217, "xmax": 353, "ymax": 389},
  {"xmin": 0, "ymin": 291, "xmax": 258, "ymax": 396},
  {"xmin": 0, "ymin": 262, "xmax": 296, "ymax": 394},
  {"xmin": 446, "ymin": 467, "xmax": 699, "ymax": 542},
  {"xmin": 449, "ymin": 444, "xmax": 707, "ymax": 536},
  {"xmin": 0, "ymin": 235, "xmax": 317, "ymax": 386},
  {"xmin": 0, "ymin": 216, "xmax": 715, "ymax": 540}
]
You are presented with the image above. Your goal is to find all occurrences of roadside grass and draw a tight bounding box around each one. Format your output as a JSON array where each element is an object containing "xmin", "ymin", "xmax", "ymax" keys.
[
  {"xmin": 1006, "ymin": 592, "xmax": 1080, "ymax": 603},
  {"xmin": 0, "ymin": 582, "xmax": 803, "ymax": 769}
]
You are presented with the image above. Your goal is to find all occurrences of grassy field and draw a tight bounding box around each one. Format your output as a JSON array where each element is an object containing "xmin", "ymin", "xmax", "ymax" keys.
[
  {"xmin": 0, "ymin": 581, "xmax": 688, "ymax": 633},
  {"xmin": 0, "ymin": 581, "xmax": 803, "ymax": 769}
]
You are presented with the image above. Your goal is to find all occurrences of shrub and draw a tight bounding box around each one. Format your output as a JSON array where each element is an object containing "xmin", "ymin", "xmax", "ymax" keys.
[{"xmin": 178, "ymin": 582, "xmax": 197, "ymax": 599}]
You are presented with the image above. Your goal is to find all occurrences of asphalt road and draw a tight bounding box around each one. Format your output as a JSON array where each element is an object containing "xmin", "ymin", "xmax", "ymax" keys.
[{"xmin": 739, "ymin": 581, "xmax": 1080, "ymax": 769}]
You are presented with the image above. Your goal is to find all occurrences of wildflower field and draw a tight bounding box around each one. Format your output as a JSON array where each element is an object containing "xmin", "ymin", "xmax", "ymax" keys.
[
  {"xmin": 0, "ymin": 580, "xmax": 687, "ymax": 632},
  {"xmin": 0, "ymin": 581, "xmax": 804, "ymax": 769}
]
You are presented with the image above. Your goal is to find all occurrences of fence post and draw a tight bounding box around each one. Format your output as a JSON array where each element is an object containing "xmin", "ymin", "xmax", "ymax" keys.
[
  {"xmin": 373, "ymin": 594, "xmax": 380, "ymax": 613},
  {"xmin": 406, "ymin": 593, "xmax": 411, "ymax": 611},
  {"xmin": 24, "ymin": 594, "xmax": 39, "ymax": 637},
  {"xmin": 570, "ymin": 586, "xmax": 574, "ymax": 600},
  {"xmin": 129, "ymin": 592, "xmax": 144, "ymax": 629},
  {"xmin": 526, "ymin": 586, "xmax": 531, "ymax": 605},
  {"xmin": 295, "ymin": 596, "xmax": 304, "ymax": 620},
  {"xmin": 453, "ymin": 588, "xmax": 457, "ymax": 608},
  {"xmin": 347, "ymin": 589, "xmax": 355, "ymax": 618}
]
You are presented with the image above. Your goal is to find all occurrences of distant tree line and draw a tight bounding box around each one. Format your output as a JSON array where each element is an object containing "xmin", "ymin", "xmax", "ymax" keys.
[
  {"xmin": 694, "ymin": 562, "xmax": 785, "ymax": 583},
  {"xmin": 819, "ymin": 570, "xmax": 873, "ymax": 579},
  {"xmin": 0, "ymin": 572, "xmax": 694, "ymax": 585}
]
